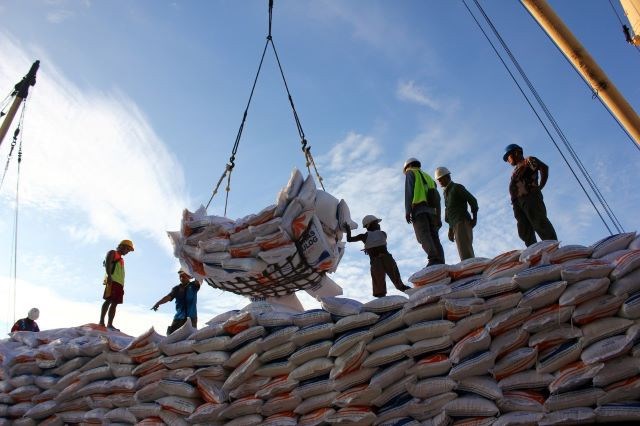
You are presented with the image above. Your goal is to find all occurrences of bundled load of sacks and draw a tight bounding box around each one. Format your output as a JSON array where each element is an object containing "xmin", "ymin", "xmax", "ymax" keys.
[
  {"xmin": 2, "ymin": 231, "xmax": 640, "ymax": 425},
  {"xmin": 168, "ymin": 168, "xmax": 355, "ymax": 299}
]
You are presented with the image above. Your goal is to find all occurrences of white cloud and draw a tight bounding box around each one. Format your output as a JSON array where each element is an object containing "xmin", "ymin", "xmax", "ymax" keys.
[
  {"xmin": 46, "ymin": 10, "xmax": 74, "ymax": 24},
  {"xmin": 0, "ymin": 34, "xmax": 188, "ymax": 251},
  {"xmin": 397, "ymin": 80, "xmax": 440, "ymax": 110}
]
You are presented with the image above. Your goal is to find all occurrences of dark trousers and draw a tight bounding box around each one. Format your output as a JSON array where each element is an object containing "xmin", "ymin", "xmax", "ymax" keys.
[
  {"xmin": 167, "ymin": 317, "xmax": 197, "ymax": 335},
  {"xmin": 512, "ymin": 191, "xmax": 557, "ymax": 247},
  {"xmin": 412, "ymin": 213, "xmax": 445, "ymax": 265},
  {"xmin": 370, "ymin": 253, "xmax": 404, "ymax": 297},
  {"xmin": 453, "ymin": 220, "xmax": 475, "ymax": 261}
]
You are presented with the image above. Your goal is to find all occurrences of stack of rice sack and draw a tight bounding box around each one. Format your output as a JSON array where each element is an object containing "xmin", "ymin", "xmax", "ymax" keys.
[
  {"xmin": 168, "ymin": 168, "xmax": 356, "ymax": 299},
  {"xmin": 0, "ymin": 325, "xmax": 137, "ymax": 425},
  {"xmin": 2, "ymin": 231, "xmax": 640, "ymax": 425}
]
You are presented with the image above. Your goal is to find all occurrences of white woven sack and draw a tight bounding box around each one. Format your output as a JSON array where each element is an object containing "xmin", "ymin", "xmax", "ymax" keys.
[
  {"xmin": 484, "ymin": 291, "xmax": 522, "ymax": 314},
  {"xmin": 404, "ymin": 320, "xmax": 454, "ymax": 343},
  {"xmin": 449, "ymin": 350, "xmax": 496, "ymax": 379},
  {"xmin": 580, "ymin": 317, "xmax": 632, "ymax": 347},
  {"xmin": 457, "ymin": 376, "xmax": 503, "ymax": 400},
  {"xmin": 492, "ymin": 347, "xmax": 537, "ymax": 380},
  {"xmin": 408, "ymin": 335, "xmax": 452, "ymax": 358},
  {"xmin": 289, "ymin": 357, "xmax": 334, "ymax": 381},
  {"xmin": 259, "ymin": 325, "xmax": 298, "ymax": 352},
  {"xmin": 537, "ymin": 339, "xmax": 582, "ymax": 374},
  {"xmin": 403, "ymin": 302, "xmax": 446, "ymax": 326},
  {"xmin": 450, "ymin": 309, "xmax": 493, "ymax": 342},
  {"xmin": 362, "ymin": 344, "xmax": 410, "ymax": 368},
  {"xmin": 610, "ymin": 268, "xmax": 640, "ymax": 296},
  {"xmin": 593, "ymin": 356, "xmax": 640, "ymax": 387},
  {"xmin": 493, "ymin": 411, "xmax": 544, "ymax": 426},
  {"xmin": 363, "ymin": 295, "xmax": 408, "ymax": 313},
  {"xmin": 591, "ymin": 232, "xmax": 637, "ymax": 258},
  {"xmin": 518, "ymin": 280, "xmax": 567, "ymax": 310},
  {"xmin": 595, "ymin": 403, "xmax": 640, "ymax": 423},
  {"xmin": 581, "ymin": 334, "xmax": 633, "ymax": 364},
  {"xmin": 291, "ymin": 322, "xmax": 334, "ymax": 347},
  {"xmin": 334, "ymin": 312, "xmax": 379, "ymax": 333},
  {"xmin": 543, "ymin": 388, "xmax": 604, "ymax": 412},
  {"xmin": 407, "ymin": 354, "xmax": 451, "ymax": 378},
  {"xmin": 365, "ymin": 329, "xmax": 409, "ymax": 353},
  {"xmin": 321, "ymin": 297, "xmax": 362, "ymax": 317},
  {"xmin": 548, "ymin": 361, "xmax": 604, "ymax": 394},
  {"xmin": 290, "ymin": 340, "xmax": 332, "ymax": 366},
  {"xmin": 539, "ymin": 407, "xmax": 595, "ymax": 426},
  {"xmin": 558, "ymin": 277, "xmax": 609, "ymax": 306},
  {"xmin": 522, "ymin": 305, "xmax": 574, "ymax": 334},
  {"xmin": 407, "ymin": 376, "xmax": 457, "ymax": 398},
  {"xmin": 529, "ymin": 325, "xmax": 582, "ymax": 350},
  {"xmin": 560, "ymin": 259, "xmax": 614, "ymax": 284},
  {"xmin": 444, "ymin": 396, "xmax": 499, "ymax": 417},
  {"xmin": 549, "ymin": 244, "xmax": 593, "ymax": 264},
  {"xmin": 406, "ymin": 283, "xmax": 451, "ymax": 309},
  {"xmin": 619, "ymin": 291, "xmax": 640, "ymax": 319},
  {"xmin": 499, "ymin": 370, "xmax": 554, "ymax": 390},
  {"xmin": 611, "ymin": 249, "xmax": 640, "ymax": 280},
  {"xmin": 450, "ymin": 328, "xmax": 491, "ymax": 364}
]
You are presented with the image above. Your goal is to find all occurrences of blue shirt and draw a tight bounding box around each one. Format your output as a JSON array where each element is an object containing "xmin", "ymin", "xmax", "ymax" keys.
[{"xmin": 170, "ymin": 281, "xmax": 200, "ymax": 320}]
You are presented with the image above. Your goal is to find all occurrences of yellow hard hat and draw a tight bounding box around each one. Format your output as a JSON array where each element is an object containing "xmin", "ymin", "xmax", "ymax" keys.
[{"xmin": 119, "ymin": 239, "xmax": 135, "ymax": 251}]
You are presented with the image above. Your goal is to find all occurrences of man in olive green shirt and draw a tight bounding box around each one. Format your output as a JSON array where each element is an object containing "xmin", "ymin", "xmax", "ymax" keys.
[{"xmin": 434, "ymin": 167, "xmax": 478, "ymax": 261}]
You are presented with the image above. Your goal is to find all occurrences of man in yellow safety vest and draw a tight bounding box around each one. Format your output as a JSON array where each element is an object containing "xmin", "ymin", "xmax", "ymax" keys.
[
  {"xmin": 99, "ymin": 239, "xmax": 134, "ymax": 331},
  {"xmin": 404, "ymin": 158, "xmax": 445, "ymax": 266}
]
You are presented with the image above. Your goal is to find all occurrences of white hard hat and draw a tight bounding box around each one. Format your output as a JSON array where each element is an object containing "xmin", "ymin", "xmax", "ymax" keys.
[
  {"xmin": 362, "ymin": 215, "xmax": 381, "ymax": 228},
  {"xmin": 28, "ymin": 308, "xmax": 39, "ymax": 321},
  {"xmin": 403, "ymin": 157, "xmax": 420, "ymax": 172},
  {"xmin": 434, "ymin": 167, "xmax": 451, "ymax": 180}
]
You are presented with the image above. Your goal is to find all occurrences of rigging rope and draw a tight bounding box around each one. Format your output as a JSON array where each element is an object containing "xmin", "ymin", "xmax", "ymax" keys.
[
  {"xmin": 6, "ymin": 100, "xmax": 26, "ymax": 327},
  {"xmin": 462, "ymin": 0, "xmax": 622, "ymax": 235},
  {"xmin": 205, "ymin": 0, "xmax": 324, "ymax": 214},
  {"xmin": 473, "ymin": 0, "xmax": 626, "ymax": 233},
  {"xmin": 0, "ymin": 100, "xmax": 26, "ymax": 192},
  {"xmin": 521, "ymin": 2, "xmax": 640, "ymax": 153}
]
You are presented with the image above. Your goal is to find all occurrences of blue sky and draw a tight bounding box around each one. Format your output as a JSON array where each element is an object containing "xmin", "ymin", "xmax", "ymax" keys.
[{"xmin": 0, "ymin": 0, "xmax": 638, "ymax": 336}]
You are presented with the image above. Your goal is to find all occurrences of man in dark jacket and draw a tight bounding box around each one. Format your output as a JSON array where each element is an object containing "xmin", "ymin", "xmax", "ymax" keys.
[
  {"xmin": 11, "ymin": 308, "xmax": 40, "ymax": 332},
  {"xmin": 504, "ymin": 144, "xmax": 557, "ymax": 246},
  {"xmin": 152, "ymin": 268, "xmax": 201, "ymax": 335},
  {"xmin": 404, "ymin": 157, "xmax": 445, "ymax": 265},
  {"xmin": 435, "ymin": 167, "xmax": 478, "ymax": 261}
]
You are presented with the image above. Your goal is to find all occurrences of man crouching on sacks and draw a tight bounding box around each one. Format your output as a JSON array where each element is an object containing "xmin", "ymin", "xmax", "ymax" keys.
[{"xmin": 344, "ymin": 215, "xmax": 410, "ymax": 297}]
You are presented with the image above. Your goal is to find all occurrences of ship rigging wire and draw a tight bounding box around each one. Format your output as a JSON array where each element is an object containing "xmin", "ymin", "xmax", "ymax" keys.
[
  {"xmin": 205, "ymin": 0, "xmax": 324, "ymax": 215},
  {"xmin": 463, "ymin": 0, "xmax": 624, "ymax": 235}
]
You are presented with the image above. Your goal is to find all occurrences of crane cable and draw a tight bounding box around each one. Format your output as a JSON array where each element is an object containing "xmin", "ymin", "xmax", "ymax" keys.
[
  {"xmin": 1, "ymin": 99, "xmax": 27, "ymax": 328},
  {"xmin": 0, "ymin": 100, "xmax": 27, "ymax": 191},
  {"xmin": 205, "ymin": 0, "xmax": 324, "ymax": 215},
  {"xmin": 475, "ymin": 0, "xmax": 626, "ymax": 233},
  {"xmin": 463, "ymin": 0, "xmax": 624, "ymax": 235}
]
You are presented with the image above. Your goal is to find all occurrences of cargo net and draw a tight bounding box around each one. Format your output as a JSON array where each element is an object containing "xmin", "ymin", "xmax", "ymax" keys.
[
  {"xmin": 204, "ymin": 247, "xmax": 324, "ymax": 298},
  {"xmin": 168, "ymin": 168, "xmax": 355, "ymax": 298}
]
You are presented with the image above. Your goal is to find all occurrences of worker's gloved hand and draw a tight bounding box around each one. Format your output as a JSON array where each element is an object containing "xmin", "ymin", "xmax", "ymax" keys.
[
  {"xmin": 151, "ymin": 305, "xmax": 159, "ymax": 312},
  {"xmin": 471, "ymin": 217, "xmax": 477, "ymax": 228},
  {"xmin": 405, "ymin": 213, "xmax": 412, "ymax": 224},
  {"xmin": 448, "ymin": 227, "xmax": 455, "ymax": 242}
]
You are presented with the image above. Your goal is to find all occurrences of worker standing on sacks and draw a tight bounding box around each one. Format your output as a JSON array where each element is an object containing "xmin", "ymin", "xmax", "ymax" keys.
[
  {"xmin": 435, "ymin": 166, "xmax": 479, "ymax": 261},
  {"xmin": 344, "ymin": 215, "xmax": 410, "ymax": 297},
  {"xmin": 404, "ymin": 157, "xmax": 445, "ymax": 266},
  {"xmin": 504, "ymin": 144, "xmax": 557, "ymax": 247},
  {"xmin": 99, "ymin": 239, "xmax": 134, "ymax": 331}
]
